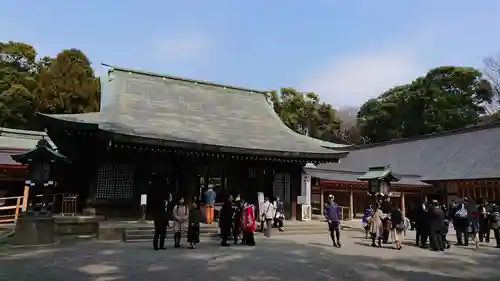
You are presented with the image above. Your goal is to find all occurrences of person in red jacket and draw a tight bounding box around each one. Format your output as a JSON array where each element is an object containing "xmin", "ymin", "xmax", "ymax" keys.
[{"xmin": 242, "ymin": 200, "xmax": 256, "ymax": 246}]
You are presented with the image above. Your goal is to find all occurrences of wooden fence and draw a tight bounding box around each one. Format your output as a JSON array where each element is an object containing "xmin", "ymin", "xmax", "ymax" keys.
[
  {"xmin": 0, "ymin": 196, "xmax": 25, "ymax": 223},
  {"xmin": 0, "ymin": 192, "xmax": 78, "ymax": 224}
]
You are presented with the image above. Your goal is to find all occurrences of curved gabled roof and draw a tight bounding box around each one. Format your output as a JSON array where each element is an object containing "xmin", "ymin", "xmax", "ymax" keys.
[{"xmin": 39, "ymin": 66, "xmax": 348, "ymax": 161}]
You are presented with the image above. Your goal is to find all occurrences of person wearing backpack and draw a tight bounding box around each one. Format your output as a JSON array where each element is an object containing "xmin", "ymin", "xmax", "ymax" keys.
[{"xmin": 454, "ymin": 197, "xmax": 470, "ymax": 246}]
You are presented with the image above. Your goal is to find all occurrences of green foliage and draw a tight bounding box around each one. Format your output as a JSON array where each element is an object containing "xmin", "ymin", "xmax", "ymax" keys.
[
  {"xmin": 37, "ymin": 48, "xmax": 100, "ymax": 114},
  {"xmin": 268, "ymin": 88, "xmax": 341, "ymax": 142},
  {"xmin": 0, "ymin": 41, "xmax": 100, "ymax": 129},
  {"xmin": 357, "ymin": 66, "xmax": 494, "ymax": 143}
]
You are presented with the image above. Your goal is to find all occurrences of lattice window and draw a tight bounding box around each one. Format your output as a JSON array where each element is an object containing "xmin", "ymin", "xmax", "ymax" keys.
[{"xmin": 96, "ymin": 163, "xmax": 134, "ymax": 201}]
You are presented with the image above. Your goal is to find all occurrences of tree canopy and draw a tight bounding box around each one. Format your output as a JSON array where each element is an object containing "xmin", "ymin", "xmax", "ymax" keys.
[
  {"xmin": 0, "ymin": 40, "xmax": 498, "ymax": 145},
  {"xmin": 0, "ymin": 41, "xmax": 100, "ymax": 130},
  {"xmin": 356, "ymin": 66, "xmax": 493, "ymax": 143}
]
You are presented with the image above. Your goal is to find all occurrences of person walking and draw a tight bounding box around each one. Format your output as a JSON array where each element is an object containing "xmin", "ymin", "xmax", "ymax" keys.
[
  {"xmin": 370, "ymin": 202, "xmax": 385, "ymax": 248},
  {"xmin": 324, "ymin": 194, "xmax": 342, "ymax": 248},
  {"xmin": 391, "ymin": 207, "xmax": 405, "ymax": 250},
  {"xmin": 204, "ymin": 185, "xmax": 217, "ymax": 224}
]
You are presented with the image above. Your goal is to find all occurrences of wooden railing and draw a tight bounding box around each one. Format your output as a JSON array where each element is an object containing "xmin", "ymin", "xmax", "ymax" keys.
[
  {"xmin": 0, "ymin": 196, "xmax": 25, "ymax": 223},
  {"xmin": 0, "ymin": 192, "xmax": 78, "ymax": 224}
]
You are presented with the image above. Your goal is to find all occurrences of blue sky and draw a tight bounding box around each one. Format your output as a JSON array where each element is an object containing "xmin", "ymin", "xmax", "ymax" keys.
[{"xmin": 1, "ymin": 1, "xmax": 500, "ymax": 108}]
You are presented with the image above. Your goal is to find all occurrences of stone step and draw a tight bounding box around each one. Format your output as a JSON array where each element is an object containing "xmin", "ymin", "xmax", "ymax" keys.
[{"xmin": 123, "ymin": 226, "xmax": 331, "ymax": 242}]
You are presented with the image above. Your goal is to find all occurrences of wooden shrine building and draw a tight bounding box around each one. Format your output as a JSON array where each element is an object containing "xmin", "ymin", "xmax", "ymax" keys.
[
  {"xmin": 36, "ymin": 66, "xmax": 348, "ymax": 220},
  {"xmin": 307, "ymin": 124, "xmax": 500, "ymax": 219}
]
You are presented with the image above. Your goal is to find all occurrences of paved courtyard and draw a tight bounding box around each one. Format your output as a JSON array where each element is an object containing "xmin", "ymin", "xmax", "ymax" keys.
[{"xmin": 1, "ymin": 228, "xmax": 499, "ymax": 281}]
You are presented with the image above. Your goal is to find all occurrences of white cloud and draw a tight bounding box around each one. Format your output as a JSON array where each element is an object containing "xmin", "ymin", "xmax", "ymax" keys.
[
  {"xmin": 155, "ymin": 34, "xmax": 210, "ymax": 61},
  {"xmin": 301, "ymin": 46, "xmax": 426, "ymax": 108}
]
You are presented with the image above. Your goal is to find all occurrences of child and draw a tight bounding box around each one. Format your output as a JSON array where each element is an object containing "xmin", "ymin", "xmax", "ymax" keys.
[{"xmin": 187, "ymin": 201, "xmax": 203, "ymax": 249}]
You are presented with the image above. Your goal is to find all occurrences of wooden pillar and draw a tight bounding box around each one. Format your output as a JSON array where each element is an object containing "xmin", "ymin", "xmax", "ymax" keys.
[
  {"xmin": 320, "ymin": 187, "xmax": 324, "ymax": 216},
  {"xmin": 401, "ymin": 191, "xmax": 406, "ymax": 217},
  {"xmin": 348, "ymin": 187, "xmax": 354, "ymax": 220},
  {"xmin": 21, "ymin": 181, "xmax": 30, "ymax": 211}
]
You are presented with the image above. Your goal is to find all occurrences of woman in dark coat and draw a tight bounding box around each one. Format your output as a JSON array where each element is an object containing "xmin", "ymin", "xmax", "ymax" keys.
[
  {"xmin": 187, "ymin": 200, "xmax": 203, "ymax": 249},
  {"xmin": 219, "ymin": 197, "xmax": 233, "ymax": 247}
]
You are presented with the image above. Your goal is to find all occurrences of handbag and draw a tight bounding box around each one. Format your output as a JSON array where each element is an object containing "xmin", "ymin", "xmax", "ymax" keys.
[{"xmin": 260, "ymin": 203, "xmax": 272, "ymax": 231}]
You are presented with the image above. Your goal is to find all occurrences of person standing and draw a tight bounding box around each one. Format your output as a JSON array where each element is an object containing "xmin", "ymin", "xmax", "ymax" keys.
[
  {"xmin": 187, "ymin": 200, "xmax": 202, "ymax": 249},
  {"xmin": 261, "ymin": 196, "xmax": 276, "ymax": 238},
  {"xmin": 242, "ymin": 200, "xmax": 256, "ymax": 246},
  {"xmin": 273, "ymin": 196, "xmax": 285, "ymax": 232},
  {"xmin": 479, "ymin": 199, "xmax": 491, "ymax": 243},
  {"xmin": 416, "ymin": 198, "xmax": 429, "ymax": 248},
  {"xmin": 172, "ymin": 197, "xmax": 189, "ymax": 248},
  {"xmin": 232, "ymin": 197, "xmax": 243, "ymax": 244},
  {"xmin": 428, "ymin": 200, "xmax": 445, "ymax": 251},
  {"xmin": 152, "ymin": 197, "xmax": 168, "ymax": 251},
  {"xmin": 204, "ymin": 184, "xmax": 217, "ymax": 224},
  {"xmin": 489, "ymin": 203, "xmax": 500, "ymax": 248},
  {"xmin": 219, "ymin": 197, "xmax": 233, "ymax": 247},
  {"xmin": 362, "ymin": 205, "xmax": 374, "ymax": 238},
  {"xmin": 454, "ymin": 197, "xmax": 470, "ymax": 246},
  {"xmin": 324, "ymin": 194, "xmax": 342, "ymax": 248}
]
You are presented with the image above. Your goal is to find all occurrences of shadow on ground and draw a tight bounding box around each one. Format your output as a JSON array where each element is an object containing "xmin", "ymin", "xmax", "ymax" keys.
[{"xmin": 0, "ymin": 236, "xmax": 499, "ymax": 281}]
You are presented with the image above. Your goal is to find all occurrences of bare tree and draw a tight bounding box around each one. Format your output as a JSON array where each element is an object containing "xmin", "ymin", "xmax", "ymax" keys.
[{"xmin": 484, "ymin": 54, "xmax": 500, "ymax": 114}]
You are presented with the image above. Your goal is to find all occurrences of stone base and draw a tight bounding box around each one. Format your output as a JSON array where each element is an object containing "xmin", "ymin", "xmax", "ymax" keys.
[
  {"xmin": 13, "ymin": 212, "xmax": 56, "ymax": 246},
  {"xmin": 299, "ymin": 205, "xmax": 312, "ymax": 221}
]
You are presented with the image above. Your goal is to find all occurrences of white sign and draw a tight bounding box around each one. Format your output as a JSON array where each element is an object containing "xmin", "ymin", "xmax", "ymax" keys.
[
  {"xmin": 140, "ymin": 194, "xmax": 147, "ymax": 205},
  {"xmin": 389, "ymin": 192, "xmax": 401, "ymax": 197},
  {"xmin": 297, "ymin": 195, "xmax": 308, "ymax": 205}
]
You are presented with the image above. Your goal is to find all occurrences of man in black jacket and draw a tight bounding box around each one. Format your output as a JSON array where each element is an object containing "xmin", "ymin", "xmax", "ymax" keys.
[
  {"xmin": 415, "ymin": 198, "xmax": 429, "ymax": 247},
  {"xmin": 428, "ymin": 200, "xmax": 445, "ymax": 251}
]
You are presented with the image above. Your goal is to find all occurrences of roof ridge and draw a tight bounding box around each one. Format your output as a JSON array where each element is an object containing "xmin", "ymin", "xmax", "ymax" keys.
[
  {"xmin": 0, "ymin": 127, "xmax": 47, "ymax": 137},
  {"xmin": 351, "ymin": 122, "xmax": 500, "ymax": 150},
  {"xmin": 309, "ymin": 168, "xmax": 423, "ymax": 178},
  {"xmin": 102, "ymin": 63, "xmax": 269, "ymax": 95}
]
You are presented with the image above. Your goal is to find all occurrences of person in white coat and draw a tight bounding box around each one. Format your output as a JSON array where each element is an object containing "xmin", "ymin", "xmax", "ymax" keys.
[{"xmin": 261, "ymin": 196, "xmax": 276, "ymax": 237}]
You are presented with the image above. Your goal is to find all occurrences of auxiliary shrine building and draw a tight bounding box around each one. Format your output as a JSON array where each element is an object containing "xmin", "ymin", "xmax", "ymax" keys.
[{"xmin": 307, "ymin": 124, "xmax": 500, "ymax": 219}]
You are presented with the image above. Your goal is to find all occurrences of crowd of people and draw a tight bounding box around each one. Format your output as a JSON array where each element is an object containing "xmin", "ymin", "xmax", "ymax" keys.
[
  {"xmin": 151, "ymin": 190, "xmax": 285, "ymax": 250},
  {"xmin": 409, "ymin": 197, "xmax": 500, "ymax": 249},
  {"xmin": 359, "ymin": 195, "xmax": 500, "ymax": 251}
]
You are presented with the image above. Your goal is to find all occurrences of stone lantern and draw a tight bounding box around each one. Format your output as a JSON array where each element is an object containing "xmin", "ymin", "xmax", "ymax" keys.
[
  {"xmin": 358, "ymin": 166, "xmax": 399, "ymax": 202},
  {"xmin": 10, "ymin": 138, "xmax": 70, "ymax": 246}
]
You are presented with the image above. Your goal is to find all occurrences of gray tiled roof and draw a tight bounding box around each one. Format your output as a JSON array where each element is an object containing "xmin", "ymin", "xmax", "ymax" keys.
[
  {"xmin": 307, "ymin": 169, "xmax": 428, "ymax": 186},
  {"xmin": 316, "ymin": 124, "xmax": 500, "ymax": 181},
  {"xmin": 40, "ymin": 66, "xmax": 348, "ymax": 160},
  {"xmin": 0, "ymin": 127, "xmax": 55, "ymax": 165},
  {"xmin": 0, "ymin": 127, "xmax": 54, "ymax": 150}
]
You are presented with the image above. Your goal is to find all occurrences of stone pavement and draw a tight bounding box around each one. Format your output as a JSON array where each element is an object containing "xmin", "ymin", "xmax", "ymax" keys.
[{"xmin": 1, "ymin": 228, "xmax": 499, "ymax": 281}]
